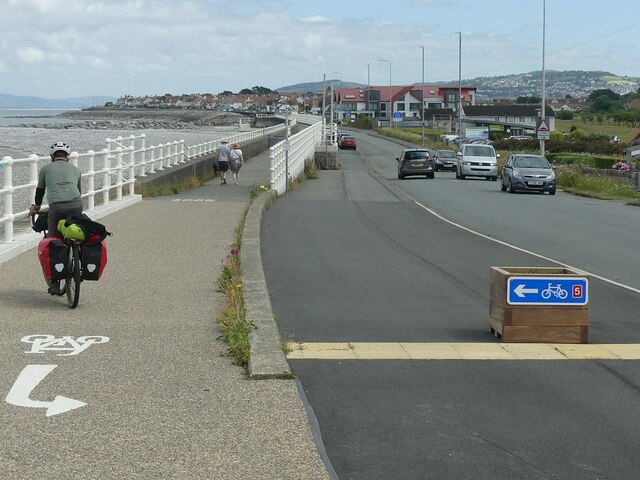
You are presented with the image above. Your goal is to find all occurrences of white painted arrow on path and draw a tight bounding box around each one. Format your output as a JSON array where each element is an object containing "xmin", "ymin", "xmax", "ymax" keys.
[
  {"xmin": 5, "ymin": 365, "xmax": 86, "ymax": 417},
  {"xmin": 514, "ymin": 284, "xmax": 539, "ymax": 298}
]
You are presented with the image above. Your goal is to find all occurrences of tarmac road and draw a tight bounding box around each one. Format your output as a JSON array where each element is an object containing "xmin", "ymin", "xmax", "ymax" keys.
[{"xmin": 261, "ymin": 136, "xmax": 640, "ymax": 479}]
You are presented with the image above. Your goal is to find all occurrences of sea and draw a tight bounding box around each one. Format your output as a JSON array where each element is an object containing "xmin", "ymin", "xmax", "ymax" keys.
[{"xmin": 0, "ymin": 109, "xmax": 77, "ymax": 127}]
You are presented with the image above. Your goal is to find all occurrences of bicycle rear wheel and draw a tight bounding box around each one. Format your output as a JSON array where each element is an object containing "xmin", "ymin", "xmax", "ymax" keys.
[{"xmin": 65, "ymin": 244, "xmax": 81, "ymax": 308}]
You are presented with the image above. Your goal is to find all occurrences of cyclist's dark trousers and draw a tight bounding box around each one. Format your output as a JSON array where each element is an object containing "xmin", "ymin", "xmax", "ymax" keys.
[{"xmin": 48, "ymin": 200, "xmax": 83, "ymax": 238}]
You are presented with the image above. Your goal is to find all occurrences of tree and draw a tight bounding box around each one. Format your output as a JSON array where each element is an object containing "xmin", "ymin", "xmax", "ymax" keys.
[
  {"xmin": 588, "ymin": 88, "xmax": 620, "ymax": 102},
  {"xmin": 516, "ymin": 96, "xmax": 541, "ymax": 104},
  {"xmin": 239, "ymin": 88, "xmax": 252, "ymax": 95},
  {"xmin": 251, "ymin": 86, "xmax": 275, "ymax": 95},
  {"xmin": 220, "ymin": 90, "xmax": 233, "ymax": 96},
  {"xmin": 556, "ymin": 110, "xmax": 574, "ymax": 120},
  {"xmin": 590, "ymin": 95, "xmax": 623, "ymax": 113}
]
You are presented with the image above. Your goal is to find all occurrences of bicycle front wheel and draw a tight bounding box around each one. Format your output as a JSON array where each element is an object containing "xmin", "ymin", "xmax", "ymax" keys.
[{"xmin": 65, "ymin": 245, "xmax": 81, "ymax": 308}]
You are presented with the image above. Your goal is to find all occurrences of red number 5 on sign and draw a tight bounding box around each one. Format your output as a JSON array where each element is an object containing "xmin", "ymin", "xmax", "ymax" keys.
[{"xmin": 573, "ymin": 285, "xmax": 583, "ymax": 298}]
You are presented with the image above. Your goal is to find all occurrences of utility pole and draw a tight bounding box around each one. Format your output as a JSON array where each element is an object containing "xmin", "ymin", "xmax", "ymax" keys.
[
  {"xmin": 421, "ymin": 46, "xmax": 425, "ymax": 146},
  {"xmin": 540, "ymin": 0, "xmax": 547, "ymax": 157},
  {"xmin": 457, "ymin": 32, "xmax": 462, "ymax": 142}
]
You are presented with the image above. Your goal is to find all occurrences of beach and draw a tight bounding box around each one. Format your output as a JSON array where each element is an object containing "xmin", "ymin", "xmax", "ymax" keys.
[
  {"xmin": 0, "ymin": 109, "xmax": 247, "ymax": 218},
  {"xmin": 0, "ymin": 108, "xmax": 246, "ymax": 159}
]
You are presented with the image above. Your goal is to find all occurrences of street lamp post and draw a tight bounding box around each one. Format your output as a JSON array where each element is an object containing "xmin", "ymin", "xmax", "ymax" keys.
[
  {"xmin": 540, "ymin": 0, "xmax": 547, "ymax": 157},
  {"xmin": 331, "ymin": 71, "xmax": 341, "ymax": 124},
  {"xmin": 379, "ymin": 59, "xmax": 392, "ymax": 128},
  {"xmin": 456, "ymin": 32, "xmax": 462, "ymax": 141},
  {"xmin": 420, "ymin": 46, "xmax": 425, "ymax": 146}
]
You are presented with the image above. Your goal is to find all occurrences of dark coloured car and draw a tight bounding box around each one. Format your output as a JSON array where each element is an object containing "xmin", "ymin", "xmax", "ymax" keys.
[
  {"xmin": 501, "ymin": 154, "xmax": 556, "ymax": 195},
  {"xmin": 339, "ymin": 136, "xmax": 357, "ymax": 150},
  {"xmin": 397, "ymin": 149, "xmax": 434, "ymax": 179},
  {"xmin": 433, "ymin": 149, "xmax": 457, "ymax": 171}
]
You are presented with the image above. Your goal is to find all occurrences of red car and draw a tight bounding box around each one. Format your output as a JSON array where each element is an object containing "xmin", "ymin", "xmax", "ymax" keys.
[{"xmin": 338, "ymin": 136, "xmax": 357, "ymax": 150}]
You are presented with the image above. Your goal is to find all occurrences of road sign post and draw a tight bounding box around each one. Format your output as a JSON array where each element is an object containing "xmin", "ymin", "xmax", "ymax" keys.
[
  {"xmin": 536, "ymin": 118, "xmax": 550, "ymax": 141},
  {"xmin": 489, "ymin": 267, "xmax": 590, "ymax": 343}
]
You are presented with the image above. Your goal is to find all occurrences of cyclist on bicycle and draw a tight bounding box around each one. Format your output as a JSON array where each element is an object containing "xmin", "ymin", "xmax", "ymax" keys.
[{"xmin": 29, "ymin": 141, "xmax": 82, "ymax": 295}]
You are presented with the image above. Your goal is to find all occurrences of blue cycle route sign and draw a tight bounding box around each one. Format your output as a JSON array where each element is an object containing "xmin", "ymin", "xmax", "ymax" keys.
[{"xmin": 507, "ymin": 276, "xmax": 588, "ymax": 306}]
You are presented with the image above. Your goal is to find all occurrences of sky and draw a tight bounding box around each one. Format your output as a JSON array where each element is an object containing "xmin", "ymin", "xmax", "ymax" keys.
[{"xmin": 1, "ymin": 0, "xmax": 639, "ymax": 99}]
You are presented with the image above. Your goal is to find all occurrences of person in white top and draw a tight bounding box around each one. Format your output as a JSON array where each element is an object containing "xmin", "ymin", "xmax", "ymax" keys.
[{"xmin": 229, "ymin": 143, "xmax": 245, "ymax": 185}]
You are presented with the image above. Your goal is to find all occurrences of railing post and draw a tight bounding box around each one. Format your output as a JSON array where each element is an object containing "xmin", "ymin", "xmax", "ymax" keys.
[
  {"xmin": 149, "ymin": 145, "xmax": 156, "ymax": 174},
  {"xmin": 172, "ymin": 141, "xmax": 179, "ymax": 166},
  {"xmin": 2, "ymin": 156, "xmax": 14, "ymax": 243},
  {"xmin": 179, "ymin": 140, "xmax": 186, "ymax": 163},
  {"xmin": 87, "ymin": 150, "xmax": 95, "ymax": 212},
  {"xmin": 140, "ymin": 134, "xmax": 147, "ymax": 177},
  {"xmin": 101, "ymin": 148, "xmax": 110, "ymax": 207},
  {"xmin": 69, "ymin": 151, "xmax": 79, "ymax": 168},
  {"xmin": 28, "ymin": 154, "xmax": 39, "ymax": 209},
  {"xmin": 165, "ymin": 143, "xmax": 172, "ymax": 168},
  {"xmin": 115, "ymin": 147, "xmax": 123, "ymax": 201},
  {"xmin": 128, "ymin": 146, "xmax": 135, "ymax": 196},
  {"xmin": 157, "ymin": 144, "xmax": 164, "ymax": 171}
]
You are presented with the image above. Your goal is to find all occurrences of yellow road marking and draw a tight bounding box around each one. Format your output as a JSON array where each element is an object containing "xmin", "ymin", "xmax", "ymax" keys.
[{"xmin": 287, "ymin": 343, "xmax": 640, "ymax": 360}]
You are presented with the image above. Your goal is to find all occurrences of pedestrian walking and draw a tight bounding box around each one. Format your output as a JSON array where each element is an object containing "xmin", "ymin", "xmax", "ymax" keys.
[
  {"xmin": 230, "ymin": 143, "xmax": 244, "ymax": 184},
  {"xmin": 216, "ymin": 139, "xmax": 231, "ymax": 184}
]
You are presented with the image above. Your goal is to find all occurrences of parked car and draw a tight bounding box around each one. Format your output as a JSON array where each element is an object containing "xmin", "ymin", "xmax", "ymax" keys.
[
  {"xmin": 455, "ymin": 143, "xmax": 499, "ymax": 181},
  {"xmin": 339, "ymin": 135, "xmax": 357, "ymax": 150},
  {"xmin": 440, "ymin": 134, "xmax": 459, "ymax": 145},
  {"xmin": 501, "ymin": 154, "xmax": 556, "ymax": 195},
  {"xmin": 397, "ymin": 149, "xmax": 434, "ymax": 179},
  {"xmin": 433, "ymin": 149, "xmax": 457, "ymax": 171}
]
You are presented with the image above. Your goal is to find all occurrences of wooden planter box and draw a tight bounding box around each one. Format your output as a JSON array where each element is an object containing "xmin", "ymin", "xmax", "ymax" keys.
[{"xmin": 489, "ymin": 267, "xmax": 589, "ymax": 343}]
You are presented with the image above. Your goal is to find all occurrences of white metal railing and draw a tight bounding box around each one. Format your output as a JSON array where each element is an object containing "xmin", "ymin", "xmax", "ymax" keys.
[
  {"xmin": 0, "ymin": 121, "xmax": 289, "ymax": 244},
  {"xmin": 269, "ymin": 116, "xmax": 335, "ymax": 194}
]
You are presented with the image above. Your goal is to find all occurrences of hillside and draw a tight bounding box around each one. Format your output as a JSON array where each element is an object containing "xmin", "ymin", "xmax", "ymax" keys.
[
  {"xmin": 277, "ymin": 79, "xmax": 366, "ymax": 93},
  {"xmin": 279, "ymin": 71, "xmax": 639, "ymax": 99},
  {"xmin": 463, "ymin": 70, "xmax": 640, "ymax": 99}
]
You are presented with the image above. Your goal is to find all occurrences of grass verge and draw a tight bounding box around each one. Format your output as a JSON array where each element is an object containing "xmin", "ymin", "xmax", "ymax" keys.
[
  {"xmin": 555, "ymin": 165, "xmax": 640, "ymax": 200},
  {"xmin": 215, "ymin": 242, "xmax": 253, "ymax": 368},
  {"xmin": 140, "ymin": 175, "xmax": 203, "ymax": 197},
  {"xmin": 215, "ymin": 162, "xmax": 318, "ymax": 368}
]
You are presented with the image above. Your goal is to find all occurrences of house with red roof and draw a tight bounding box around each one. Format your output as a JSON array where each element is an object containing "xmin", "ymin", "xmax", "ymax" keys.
[{"xmin": 334, "ymin": 84, "xmax": 477, "ymax": 124}]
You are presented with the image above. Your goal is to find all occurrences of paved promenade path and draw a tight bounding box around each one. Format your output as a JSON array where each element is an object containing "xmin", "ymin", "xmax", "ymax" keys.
[{"xmin": 0, "ymin": 148, "xmax": 329, "ymax": 479}]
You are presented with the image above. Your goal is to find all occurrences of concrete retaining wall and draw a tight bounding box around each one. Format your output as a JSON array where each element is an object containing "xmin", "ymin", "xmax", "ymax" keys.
[{"xmin": 134, "ymin": 125, "xmax": 303, "ymax": 195}]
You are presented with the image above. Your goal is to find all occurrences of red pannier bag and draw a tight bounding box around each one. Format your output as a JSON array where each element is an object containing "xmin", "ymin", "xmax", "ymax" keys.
[
  {"xmin": 38, "ymin": 237, "xmax": 68, "ymax": 281},
  {"xmin": 81, "ymin": 232, "xmax": 108, "ymax": 281}
]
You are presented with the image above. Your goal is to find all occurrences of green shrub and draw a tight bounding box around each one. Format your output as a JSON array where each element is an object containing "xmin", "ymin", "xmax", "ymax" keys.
[
  {"xmin": 550, "ymin": 131, "xmax": 563, "ymax": 140},
  {"xmin": 555, "ymin": 164, "xmax": 640, "ymax": 199},
  {"xmin": 557, "ymin": 110, "xmax": 574, "ymax": 120},
  {"xmin": 352, "ymin": 114, "xmax": 373, "ymax": 129}
]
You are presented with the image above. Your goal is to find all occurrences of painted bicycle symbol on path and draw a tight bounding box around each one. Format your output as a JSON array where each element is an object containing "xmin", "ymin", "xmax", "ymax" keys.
[
  {"xmin": 21, "ymin": 335, "xmax": 109, "ymax": 356},
  {"xmin": 5, "ymin": 335, "xmax": 110, "ymax": 416}
]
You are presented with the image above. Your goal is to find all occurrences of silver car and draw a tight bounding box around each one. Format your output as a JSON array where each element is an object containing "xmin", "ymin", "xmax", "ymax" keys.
[
  {"xmin": 501, "ymin": 154, "xmax": 556, "ymax": 195},
  {"xmin": 455, "ymin": 144, "xmax": 499, "ymax": 181}
]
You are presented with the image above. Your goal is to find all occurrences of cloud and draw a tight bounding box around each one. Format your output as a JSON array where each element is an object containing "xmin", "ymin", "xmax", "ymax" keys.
[
  {"xmin": 0, "ymin": 0, "xmax": 638, "ymax": 98},
  {"xmin": 301, "ymin": 16, "xmax": 330, "ymax": 23},
  {"xmin": 17, "ymin": 47, "xmax": 46, "ymax": 64}
]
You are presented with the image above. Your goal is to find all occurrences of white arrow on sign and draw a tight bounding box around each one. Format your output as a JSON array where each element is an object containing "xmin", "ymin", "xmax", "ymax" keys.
[
  {"xmin": 514, "ymin": 284, "xmax": 539, "ymax": 298},
  {"xmin": 5, "ymin": 365, "xmax": 86, "ymax": 417}
]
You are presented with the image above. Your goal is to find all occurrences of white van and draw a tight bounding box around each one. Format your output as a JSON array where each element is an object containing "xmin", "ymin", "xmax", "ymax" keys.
[{"xmin": 455, "ymin": 144, "xmax": 500, "ymax": 181}]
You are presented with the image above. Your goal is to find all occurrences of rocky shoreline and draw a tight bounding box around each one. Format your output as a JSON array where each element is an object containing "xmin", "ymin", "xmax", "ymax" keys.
[
  {"xmin": 0, "ymin": 108, "xmax": 250, "ymax": 159},
  {"xmin": 41, "ymin": 108, "xmax": 249, "ymax": 131}
]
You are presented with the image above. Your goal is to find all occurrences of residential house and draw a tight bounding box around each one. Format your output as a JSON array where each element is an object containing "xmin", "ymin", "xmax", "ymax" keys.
[
  {"xmin": 334, "ymin": 85, "xmax": 477, "ymax": 123},
  {"xmin": 461, "ymin": 104, "xmax": 556, "ymax": 136}
]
